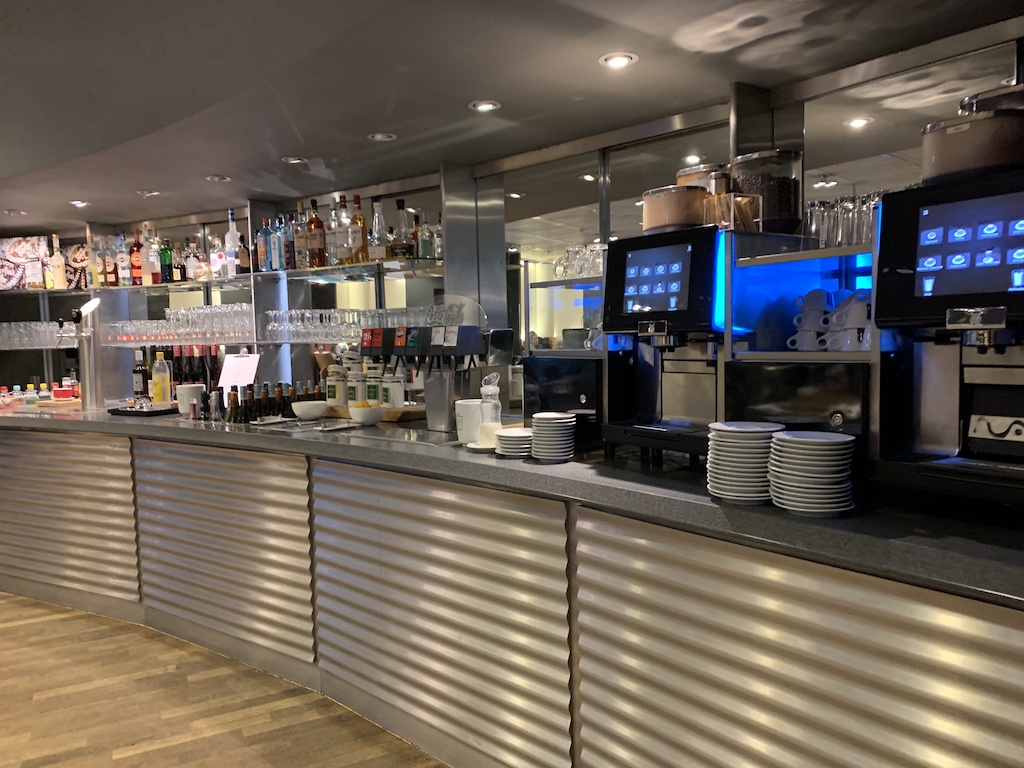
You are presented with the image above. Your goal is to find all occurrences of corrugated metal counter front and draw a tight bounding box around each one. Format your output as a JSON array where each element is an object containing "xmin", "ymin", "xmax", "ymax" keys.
[{"xmin": 0, "ymin": 414, "xmax": 1022, "ymax": 768}]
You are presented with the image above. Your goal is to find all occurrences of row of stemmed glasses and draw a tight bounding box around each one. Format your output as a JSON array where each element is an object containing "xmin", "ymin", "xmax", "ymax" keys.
[
  {"xmin": 0, "ymin": 321, "xmax": 62, "ymax": 350},
  {"xmin": 104, "ymin": 303, "xmax": 255, "ymax": 346},
  {"xmin": 262, "ymin": 306, "xmax": 434, "ymax": 344}
]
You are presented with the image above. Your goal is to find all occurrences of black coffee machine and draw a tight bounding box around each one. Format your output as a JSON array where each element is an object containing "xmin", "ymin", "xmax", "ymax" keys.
[{"xmin": 873, "ymin": 170, "xmax": 1024, "ymax": 506}]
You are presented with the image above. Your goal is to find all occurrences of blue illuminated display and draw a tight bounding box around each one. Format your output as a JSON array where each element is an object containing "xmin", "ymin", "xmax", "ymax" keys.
[{"xmin": 712, "ymin": 229, "xmax": 727, "ymax": 332}]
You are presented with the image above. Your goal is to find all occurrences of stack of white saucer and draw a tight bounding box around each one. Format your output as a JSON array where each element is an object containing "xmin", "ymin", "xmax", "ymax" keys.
[
  {"xmin": 706, "ymin": 422, "xmax": 785, "ymax": 504},
  {"xmin": 769, "ymin": 431, "xmax": 855, "ymax": 516},
  {"xmin": 530, "ymin": 412, "xmax": 576, "ymax": 463},
  {"xmin": 494, "ymin": 427, "xmax": 532, "ymax": 458}
]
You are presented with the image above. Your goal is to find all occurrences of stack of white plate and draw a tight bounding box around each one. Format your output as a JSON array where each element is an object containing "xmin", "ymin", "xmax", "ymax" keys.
[
  {"xmin": 530, "ymin": 412, "xmax": 577, "ymax": 463},
  {"xmin": 769, "ymin": 431, "xmax": 856, "ymax": 517},
  {"xmin": 495, "ymin": 427, "xmax": 532, "ymax": 458},
  {"xmin": 706, "ymin": 421, "xmax": 785, "ymax": 504}
]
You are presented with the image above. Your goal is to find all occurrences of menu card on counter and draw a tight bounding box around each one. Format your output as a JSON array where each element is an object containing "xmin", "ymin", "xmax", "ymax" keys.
[{"xmin": 217, "ymin": 353, "xmax": 261, "ymax": 403}]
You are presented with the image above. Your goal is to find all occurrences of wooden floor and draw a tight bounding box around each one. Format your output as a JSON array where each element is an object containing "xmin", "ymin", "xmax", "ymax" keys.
[{"xmin": 0, "ymin": 592, "xmax": 450, "ymax": 768}]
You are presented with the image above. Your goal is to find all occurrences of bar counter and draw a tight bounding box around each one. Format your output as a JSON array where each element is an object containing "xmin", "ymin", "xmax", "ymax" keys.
[{"xmin": 1, "ymin": 411, "xmax": 1022, "ymax": 767}]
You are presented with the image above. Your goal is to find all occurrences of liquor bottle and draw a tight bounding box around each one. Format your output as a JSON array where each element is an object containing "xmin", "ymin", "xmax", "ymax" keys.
[
  {"xmin": 268, "ymin": 217, "xmax": 283, "ymax": 271},
  {"xmin": 116, "ymin": 234, "xmax": 132, "ymax": 286},
  {"xmin": 237, "ymin": 235, "xmax": 251, "ymax": 274},
  {"xmin": 151, "ymin": 351, "xmax": 171, "ymax": 404},
  {"xmin": 307, "ymin": 199, "xmax": 327, "ymax": 268},
  {"xmin": 171, "ymin": 345, "xmax": 184, "ymax": 385},
  {"xmin": 129, "ymin": 229, "xmax": 144, "ymax": 286},
  {"xmin": 182, "ymin": 345, "xmax": 196, "ymax": 384},
  {"xmin": 88, "ymin": 237, "xmax": 104, "ymax": 288},
  {"xmin": 227, "ymin": 389, "xmax": 240, "ymax": 423},
  {"xmin": 336, "ymin": 195, "xmax": 353, "ymax": 265},
  {"xmin": 160, "ymin": 239, "xmax": 174, "ymax": 283},
  {"xmin": 296, "ymin": 381, "xmax": 306, "ymax": 402},
  {"xmin": 257, "ymin": 218, "xmax": 271, "ymax": 272},
  {"xmin": 208, "ymin": 236, "xmax": 226, "ymax": 278},
  {"xmin": 208, "ymin": 346, "xmax": 221, "ymax": 388},
  {"xmin": 132, "ymin": 350, "xmax": 150, "ymax": 401},
  {"xmin": 184, "ymin": 239, "xmax": 200, "ymax": 281},
  {"xmin": 144, "ymin": 234, "xmax": 161, "ymax": 286},
  {"xmin": 391, "ymin": 199, "xmax": 416, "ymax": 259},
  {"xmin": 50, "ymin": 235, "xmax": 68, "ymax": 289},
  {"xmin": 195, "ymin": 345, "xmax": 211, "ymax": 390},
  {"xmin": 326, "ymin": 200, "xmax": 340, "ymax": 266},
  {"xmin": 282, "ymin": 215, "xmax": 296, "ymax": 270},
  {"xmin": 224, "ymin": 208, "xmax": 241, "ymax": 267},
  {"xmin": 415, "ymin": 213, "xmax": 435, "ymax": 260},
  {"xmin": 243, "ymin": 387, "xmax": 255, "ymax": 424},
  {"xmin": 23, "ymin": 241, "xmax": 44, "ymax": 289},
  {"xmin": 367, "ymin": 202, "xmax": 392, "ymax": 262},
  {"xmin": 350, "ymin": 195, "xmax": 368, "ymax": 263},
  {"xmin": 273, "ymin": 382, "xmax": 285, "ymax": 417},
  {"xmin": 283, "ymin": 385, "xmax": 297, "ymax": 418},
  {"xmin": 104, "ymin": 236, "xmax": 118, "ymax": 287},
  {"xmin": 260, "ymin": 383, "xmax": 271, "ymax": 418},
  {"xmin": 293, "ymin": 202, "xmax": 309, "ymax": 269}
]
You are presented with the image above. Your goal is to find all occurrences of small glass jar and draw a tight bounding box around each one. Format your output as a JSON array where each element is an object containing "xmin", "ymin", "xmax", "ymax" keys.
[
  {"xmin": 478, "ymin": 383, "xmax": 502, "ymax": 448},
  {"xmin": 347, "ymin": 371, "xmax": 367, "ymax": 406},
  {"xmin": 365, "ymin": 371, "xmax": 383, "ymax": 406}
]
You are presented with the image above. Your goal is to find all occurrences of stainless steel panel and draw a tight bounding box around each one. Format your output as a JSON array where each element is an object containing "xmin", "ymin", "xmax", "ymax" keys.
[
  {"xmin": 0, "ymin": 432, "xmax": 137, "ymax": 601},
  {"xmin": 964, "ymin": 366, "xmax": 1024, "ymax": 385},
  {"xmin": 662, "ymin": 371, "xmax": 716, "ymax": 423},
  {"xmin": 134, "ymin": 440, "xmax": 314, "ymax": 664},
  {"xmin": 476, "ymin": 172, "xmax": 509, "ymax": 329},
  {"xmin": 914, "ymin": 342, "xmax": 962, "ymax": 454},
  {"xmin": 311, "ymin": 461, "xmax": 572, "ymax": 768},
  {"xmin": 472, "ymin": 104, "xmax": 730, "ymax": 178},
  {"xmin": 575, "ymin": 507, "xmax": 1024, "ymax": 768}
]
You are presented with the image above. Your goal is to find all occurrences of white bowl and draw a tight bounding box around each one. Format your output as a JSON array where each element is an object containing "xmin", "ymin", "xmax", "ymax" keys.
[
  {"xmin": 348, "ymin": 405, "xmax": 386, "ymax": 425},
  {"xmin": 292, "ymin": 400, "xmax": 329, "ymax": 420}
]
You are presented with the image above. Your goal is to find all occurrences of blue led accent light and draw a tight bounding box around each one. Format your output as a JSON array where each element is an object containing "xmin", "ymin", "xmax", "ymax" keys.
[
  {"xmin": 856, "ymin": 252, "xmax": 872, "ymax": 268},
  {"xmin": 712, "ymin": 229, "xmax": 727, "ymax": 332},
  {"xmin": 856, "ymin": 276, "xmax": 873, "ymax": 290}
]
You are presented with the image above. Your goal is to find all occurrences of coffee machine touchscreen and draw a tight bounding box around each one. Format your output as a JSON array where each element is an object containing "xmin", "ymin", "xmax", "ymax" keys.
[
  {"xmin": 623, "ymin": 243, "xmax": 691, "ymax": 314},
  {"xmin": 914, "ymin": 189, "xmax": 1024, "ymax": 297}
]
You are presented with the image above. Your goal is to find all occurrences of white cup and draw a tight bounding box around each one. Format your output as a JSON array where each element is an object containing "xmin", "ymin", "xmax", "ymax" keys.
[
  {"xmin": 831, "ymin": 289, "xmax": 852, "ymax": 306},
  {"xmin": 840, "ymin": 327, "xmax": 861, "ymax": 351},
  {"xmin": 832, "ymin": 300, "xmax": 869, "ymax": 329},
  {"xmin": 793, "ymin": 309, "xmax": 830, "ymax": 332},
  {"xmin": 796, "ymin": 289, "xmax": 832, "ymax": 311},
  {"xmin": 817, "ymin": 331, "xmax": 840, "ymax": 351},
  {"xmin": 455, "ymin": 399, "xmax": 482, "ymax": 445},
  {"xmin": 176, "ymin": 384, "xmax": 205, "ymax": 415},
  {"xmin": 787, "ymin": 330, "xmax": 820, "ymax": 351}
]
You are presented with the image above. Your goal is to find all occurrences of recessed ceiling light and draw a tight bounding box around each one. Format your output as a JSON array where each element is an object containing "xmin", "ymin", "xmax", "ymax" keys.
[
  {"xmin": 205, "ymin": 175, "xmax": 231, "ymax": 182},
  {"xmin": 69, "ymin": 200, "xmax": 90, "ymax": 208},
  {"xmin": 579, "ymin": 174, "xmax": 597, "ymax": 182},
  {"xmin": 1001, "ymin": 77, "xmax": 1016, "ymax": 86},
  {"xmin": 4, "ymin": 210, "xmax": 26, "ymax": 216},
  {"xmin": 468, "ymin": 100, "xmax": 501, "ymax": 113},
  {"xmin": 507, "ymin": 192, "xmax": 525, "ymax": 199},
  {"xmin": 136, "ymin": 190, "xmax": 160, "ymax": 198},
  {"xmin": 281, "ymin": 156, "xmax": 308, "ymax": 164},
  {"xmin": 635, "ymin": 200, "xmax": 644, "ymax": 206},
  {"xmin": 599, "ymin": 51, "xmax": 639, "ymax": 69},
  {"xmin": 367, "ymin": 132, "xmax": 397, "ymax": 142},
  {"xmin": 843, "ymin": 117, "xmax": 874, "ymax": 129},
  {"xmin": 813, "ymin": 177, "xmax": 839, "ymax": 189},
  {"xmin": 683, "ymin": 154, "xmax": 702, "ymax": 165},
  {"xmin": 609, "ymin": 235, "xmax": 619, "ymax": 241}
]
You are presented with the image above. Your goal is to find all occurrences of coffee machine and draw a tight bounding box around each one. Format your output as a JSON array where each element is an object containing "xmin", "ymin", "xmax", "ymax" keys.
[
  {"xmin": 873, "ymin": 169, "xmax": 1024, "ymax": 505},
  {"xmin": 601, "ymin": 227, "xmax": 724, "ymax": 458}
]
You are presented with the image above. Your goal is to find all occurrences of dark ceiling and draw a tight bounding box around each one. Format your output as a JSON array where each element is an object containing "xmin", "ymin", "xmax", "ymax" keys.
[{"xmin": 0, "ymin": 0, "xmax": 1020, "ymax": 235}]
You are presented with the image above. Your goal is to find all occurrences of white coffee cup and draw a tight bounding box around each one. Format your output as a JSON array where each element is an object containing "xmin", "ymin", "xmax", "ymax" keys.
[
  {"xmin": 817, "ymin": 331, "xmax": 840, "ymax": 351},
  {"xmin": 818, "ymin": 328, "xmax": 860, "ymax": 352},
  {"xmin": 793, "ymin": 309, "xmax": 830, "ymax": 332},
  {"xmin": 832, "ymin": 300, "xmax": 869, "ymax": 329},
  {"xmin": 455, "ymin": 399, "xmax": 482, "ymax": 444},
  {"xmin": 796, "ymin": 289, "xmax": 832, "ymax": 311},
  {"xmin": 176, "ymin": 384, "xmax": 205, "ymax": 415},
  {"xmin": 787, "ymin": 330, "xmax": 820, "ymax": 351},
  {"xmin": 831, "ymin": 289, "xmax": 852, "ymax": 306}
]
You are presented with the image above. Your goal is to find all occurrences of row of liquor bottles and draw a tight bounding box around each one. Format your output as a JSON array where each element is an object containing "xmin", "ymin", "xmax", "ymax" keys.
[
  {"xmin": 254, "ymin": 195, "xmax": 440, "ymax": 271},
  {"xmin": 132, "ymin": 344, "xmax": 223, "ymax": 401}
]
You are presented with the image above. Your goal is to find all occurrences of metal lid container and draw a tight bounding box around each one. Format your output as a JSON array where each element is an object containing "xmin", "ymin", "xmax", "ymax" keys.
[
  {"xmin": 730, "ymin": 149, "xmax": 802, "ymax": 233},
  {"xmin": 642, "ymin": 185, "xmax": 709, "ymax": 233},
  {"xmin": 958, "ymin": 83, "xmax": 1024, "ymax": 115},
  {"xmin": 675, "ymin": 163, "xmax": 729, "ymax": 189},
  {"xmin": 922, "ymin": 110, "xmax": 1024, "ymax": 183}
]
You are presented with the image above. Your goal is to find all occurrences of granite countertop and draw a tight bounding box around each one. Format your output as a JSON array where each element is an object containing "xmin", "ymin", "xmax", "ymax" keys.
[{"xmin": 2, "ymin": 409, "xmax": 1023, "ymax": 611}]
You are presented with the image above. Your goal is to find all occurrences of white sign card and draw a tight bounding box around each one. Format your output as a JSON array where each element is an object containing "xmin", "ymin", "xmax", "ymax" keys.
[{"xmin": 217, "ymin": 353, "xmax": 261, "ymax": 403}]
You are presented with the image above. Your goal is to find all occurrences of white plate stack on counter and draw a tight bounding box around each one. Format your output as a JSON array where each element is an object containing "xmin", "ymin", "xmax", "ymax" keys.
[
  {"xmin": 494, "ymin": 427, "xmax": 532, "ymax": 458},
  {"xmin": 530, "ymin": 412, "xmax": 576, "ymax": 464},
  {"xmin": 705, "ymin": 422, "xmax": 785, "ymax": 504},
  {"xmin": 769, "ymin": 431, "xmax": 856, "ymax": 516}
]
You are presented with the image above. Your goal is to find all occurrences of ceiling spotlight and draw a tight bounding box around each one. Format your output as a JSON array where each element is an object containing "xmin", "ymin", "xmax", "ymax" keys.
[
  {"xmin": 367, "ymin": 132, "xmax": 397, "ymax": 142},
  {"xmin": 3, "ymin": 210, "xmax": 26, "ymax": 216},
  {"xmin": 609, "ymin": 235, "xmax": 619, "ymax": 241},
  {"xmin": 69, "ymin": 200, "xmax": 90, "ymax": 208},
  {"xmin": 635, "ymin": 200, "xmax": 644, "ymax": 206},
  {"xmin": 507, "ymin": 192, "xmax": 525, "ymax": 199},
  {"xmin": 205, "ymin": 175, "xmax": 231, "ymax": 183},
  {"xmin": 599, "ymin": 51, "xmax": 639, "ymax": 69},
  {"xmin": 468, "ymin": 100, "xmax": 501, "ymax": 113},
  {"xmin": 136, "ymin": 190, "xmax": 160, "ymax": 198},
  {"xmin": 813, "ymin": 176, "xmax": 839, "ymax": 189},
  {"xmin": 579, "ymin": 173, "xmax": 597, "ymax": 182},
  {"xmin": 843, "ymin": 117, "xmax": 874, "ymax": 129},
  {"xmin": 280, "ymin": 156, "xmax": 308, "ymax": 164},
  {"xmin": 683, "ymin": 154, "xmax": 702, "ymax": 165}
]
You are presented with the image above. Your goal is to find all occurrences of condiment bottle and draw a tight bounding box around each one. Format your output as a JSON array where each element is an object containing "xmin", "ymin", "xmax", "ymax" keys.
[
  {"xmin": 477, "ymin": 373, "xmax": 502, "ymax": 448},
  {"xmin": 325, "ymin": 365, "xmax": 348, "ymax": 406},
  {"xmin": 365, "ymin": 371, "xmax": 383, "ymax": 406}
]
